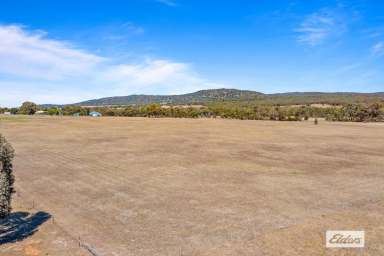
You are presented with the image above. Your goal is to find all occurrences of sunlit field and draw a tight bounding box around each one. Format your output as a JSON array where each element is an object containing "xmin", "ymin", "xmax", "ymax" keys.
[{"xmin": 1, "ymin": 116, "xmax": 383, "ymax": 255}]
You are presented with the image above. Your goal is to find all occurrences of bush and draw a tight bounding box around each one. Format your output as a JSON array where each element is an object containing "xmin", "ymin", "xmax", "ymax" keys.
[{"xmin": 0, "ymin": 135, "xmax": 15, "ymax": 218}]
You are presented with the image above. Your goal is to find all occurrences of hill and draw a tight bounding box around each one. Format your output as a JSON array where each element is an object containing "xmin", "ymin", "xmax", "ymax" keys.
[
  {"xmin": 256, "ymin": 92, "xmax": 384, "ymax": 105},
  {"xmin": 42, "ymin": 89, "xmax": 384, "ymax": 107},
  {"xmin": 74, "ymin": 89, "xmax": 263, "ymax": 106}
]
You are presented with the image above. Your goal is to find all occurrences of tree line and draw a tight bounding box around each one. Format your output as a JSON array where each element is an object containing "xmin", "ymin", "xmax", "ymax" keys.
[
  {"xmin": 1, "ymin": 101, "xmax": 383, "ymax": 122},
  {"xmin": 325, "ymin": 103, "xmax": 384, "ymax": 122},
  {"xmin": 45, "ymin": 102, "xmax": 384, "ymax": 122}
]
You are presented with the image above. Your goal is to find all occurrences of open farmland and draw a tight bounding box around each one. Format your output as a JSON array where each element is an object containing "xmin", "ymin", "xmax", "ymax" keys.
[{"xmin": 1, "ymin": 116, "xmax": 384, "ymax": 255}]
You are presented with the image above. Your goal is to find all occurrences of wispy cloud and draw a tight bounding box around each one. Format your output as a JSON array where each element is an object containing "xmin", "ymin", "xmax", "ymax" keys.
[
  {"xmin": 337, "ymin": 62, "xmax": 363, "ymax": 73},
  {"xmin": 0, "ymin": 25, "xmax": 104, "ymax": 80},
  {"xmin": 371, "ymin": 42, "xmax": 384, "ymax": 57},
  {"xmin": 295, "ymin": 8, "xmax": 347, "ymax": 46},
  {"xmin": 101, "ymin": 22, "xmax": 145, "ymax": 43},
  {"xmin": 0, "ymin": 25, "xmax": 226, "ymax": 106},
  {"xmin": 156, "ymin": 0, "xmax": 177, "ymax": 7},
  {"xmin": 121, "ymin": 22, "xmax": 145, "ymax": 35}
]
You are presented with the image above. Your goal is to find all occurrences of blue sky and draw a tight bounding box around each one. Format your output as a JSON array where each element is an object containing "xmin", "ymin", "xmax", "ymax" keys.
[{"xmin": 1, "ymin": 0, "xmax": 384, "ymax": 106}]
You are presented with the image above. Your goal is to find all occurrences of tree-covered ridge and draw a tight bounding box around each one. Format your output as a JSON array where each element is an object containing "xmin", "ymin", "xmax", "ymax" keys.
[
  {"xmin": 71, "ymin": 89, "xmax": 263, "ymax": 106},
  {"xmin": 48, "ymin": 89, "xmax": 384, "ymax": 107}
]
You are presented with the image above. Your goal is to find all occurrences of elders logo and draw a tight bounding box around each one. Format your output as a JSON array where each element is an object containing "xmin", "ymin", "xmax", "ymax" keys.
[{"xmin": 326, "ymin": 231, "xmax": 365, "ymax": 248}]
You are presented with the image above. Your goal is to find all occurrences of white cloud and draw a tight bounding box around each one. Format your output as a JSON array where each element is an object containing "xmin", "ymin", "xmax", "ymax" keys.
[
  {"xmin": 295, "ymin": 9, "xmax": 346, "ymax": 46},
  {"xmin": 0, "ymin": 25, "xmax": 104, "ymax": 80},
  {"xmin": 371, "ymin": 42, "xmax": 384, "ymax": 57},
  {"xmin": 102, "ymin": 59, "xmax": 189, "ymax": 85},
  {"xmin": 99, "ymin": 58, "xmax": 225, "ymax": 96},
  {"xmin": 0, "ymin": 25, "xmax": 226, "ymax": 106}
]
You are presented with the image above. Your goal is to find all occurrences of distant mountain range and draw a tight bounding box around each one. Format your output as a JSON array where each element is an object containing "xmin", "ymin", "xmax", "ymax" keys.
[{"xmin": 43, "ymin": 88, "xmax": 384, "ymax": 107}]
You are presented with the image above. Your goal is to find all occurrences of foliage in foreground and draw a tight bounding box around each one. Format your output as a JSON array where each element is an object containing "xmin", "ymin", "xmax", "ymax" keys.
[{"xmin": 0, "ymin": 135, "xmax": 15, "ymax": 218}]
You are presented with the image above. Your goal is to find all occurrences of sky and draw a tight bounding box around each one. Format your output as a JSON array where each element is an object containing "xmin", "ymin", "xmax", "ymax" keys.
[{"xmin": 1, "ymin": 0, "xmax": 384, "ymax": 106}]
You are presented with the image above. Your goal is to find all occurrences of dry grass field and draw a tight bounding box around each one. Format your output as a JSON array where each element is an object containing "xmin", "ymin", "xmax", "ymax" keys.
[{"xmin": 0, "ymin": 116, "xmax": 384, "ymax": 255}]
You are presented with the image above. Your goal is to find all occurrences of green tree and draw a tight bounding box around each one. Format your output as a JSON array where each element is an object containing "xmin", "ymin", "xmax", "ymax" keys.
[
  {"xmin": 0, "ymin": 135, "xmax": 15, "ymax": 218},
  {"xmin": 19, "ymin": 101, "xmax": 38, "ymax": 115},
  {"xmin": 47, "ymin": 107, "xmax": 61, "ymax": 115}
]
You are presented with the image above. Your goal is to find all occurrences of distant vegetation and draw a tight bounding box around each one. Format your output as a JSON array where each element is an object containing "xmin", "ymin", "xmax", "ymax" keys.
[
  {"xmin": 18, "ymin": 101, "xmax": 38, "ymax": 115},
  {"xmin": 12, "ymin": 102, "xmax": 383, "ymax": 122},
  {"xmin": 70, "ymin": 89, "xmax": 264, "ymax": 106},
  {"xmin": 325, "ymin": 103, "xmax": 384, "ymax": 122},
  {"xmin": 1, "ymin": 89, "xmax": 384, "ymax": 122},
  {"xmin": 41, "ymin": 88, "xmax": 384, "ymax": 107}
]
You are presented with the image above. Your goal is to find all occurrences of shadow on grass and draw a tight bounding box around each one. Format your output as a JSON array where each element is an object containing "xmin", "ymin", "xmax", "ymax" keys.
[{"xmin": 0, "ymin": 211, "xmax": 51, "ymax": 245}]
